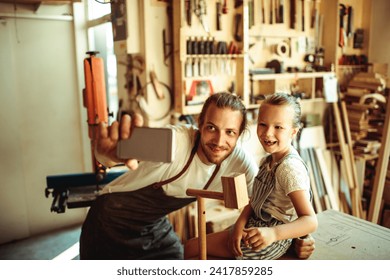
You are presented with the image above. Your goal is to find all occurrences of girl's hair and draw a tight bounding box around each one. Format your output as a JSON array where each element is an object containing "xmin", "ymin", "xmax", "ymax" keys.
[
  {"xmin": 261, "ymin": 93, "xmax": 302, "ymax": 129},
  {"xmin": 198, "ymin": 92, "xmax": 247, "ymax": 135}
]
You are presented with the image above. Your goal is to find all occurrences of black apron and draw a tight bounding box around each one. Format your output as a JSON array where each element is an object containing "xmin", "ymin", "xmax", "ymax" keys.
[{"xmin": 79, "ymin": 134, "xmax": 220, "ymax": 260}]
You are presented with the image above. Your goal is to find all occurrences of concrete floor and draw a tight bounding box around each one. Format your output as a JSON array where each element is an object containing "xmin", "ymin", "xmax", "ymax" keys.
[{"xmin": 0, "ymin": 224, "xmax": 81, "ymax": 260}]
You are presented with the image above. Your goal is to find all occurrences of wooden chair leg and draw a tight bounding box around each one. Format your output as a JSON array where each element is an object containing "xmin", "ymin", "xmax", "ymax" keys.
[{"xmin": 196, "ymin": 196, "xmax": 207, "ymax": 260}]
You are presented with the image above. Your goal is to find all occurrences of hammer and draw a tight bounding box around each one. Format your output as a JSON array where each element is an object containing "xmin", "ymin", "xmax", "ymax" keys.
[{"xmin": 186, "ymin": 173, "xmax": 249, "ymax": 260}]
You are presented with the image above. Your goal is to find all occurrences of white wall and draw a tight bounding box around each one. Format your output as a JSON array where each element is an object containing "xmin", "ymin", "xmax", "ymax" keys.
[
  {"xmin": 0, "ymin": 4, "xmax": 89, "ymax": 244},
  {"xmin": 369, "ymin": 0, "xmax": 390, "ymax": 79}
]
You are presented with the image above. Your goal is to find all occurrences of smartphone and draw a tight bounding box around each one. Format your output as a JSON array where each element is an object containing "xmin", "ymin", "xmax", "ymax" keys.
[{"xmin": 116, "ymin": 127, "xmax": 175, "ymax": 163}]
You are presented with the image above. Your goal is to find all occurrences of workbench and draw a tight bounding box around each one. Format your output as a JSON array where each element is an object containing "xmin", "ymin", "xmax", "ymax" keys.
[{"xmin": 305, "ymin": 210, "xmax": 390, "ymax": 260}]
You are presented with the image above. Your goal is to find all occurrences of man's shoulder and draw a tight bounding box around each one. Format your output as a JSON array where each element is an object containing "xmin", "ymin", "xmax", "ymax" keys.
[{"xmin": 225, "ymin": 145, "xmax": 258, "ymax": 172}]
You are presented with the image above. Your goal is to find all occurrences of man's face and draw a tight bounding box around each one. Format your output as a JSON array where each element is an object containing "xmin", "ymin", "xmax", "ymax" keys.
[{"xmin": 197, "ymin": 103, "xmax": 243, "ymax": 165}]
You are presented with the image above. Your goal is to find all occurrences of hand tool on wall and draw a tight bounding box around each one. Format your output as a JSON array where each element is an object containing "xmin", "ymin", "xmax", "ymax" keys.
[
  {"xmin": 186, "ymin": 0, "xmax": 192, "ymax": 26},
  {"xmin": 216, "ymin": 1, "xmax": 222, "ymax": 30},
  {"xmin": 248, "ymin": 0, "xmax": 254, "ymax": 28},
  {"xmin": 290, "ymin": 0, "xmax": 296, "ymax": 29},
  {"xmin": 275, "ymin": 0, "xmax": 279, "ymax": 23},
  {"xmin": 194, "ymin": 0, "xmax": 209, "ymax": 33},
  {"xmin": 310, "ymin": 0, "xmax": 315, "ymax": 28},
  {"xmin": 163, "ymin": 29, "xmax": 172, "ymax": 66},
  {"xmin": 270, "ymin": 0, "xmax": 273, "ymax": 24},
  {"xmin": 234, "ymin": 13, "xmax": 242, "ymax": 42},
  {"xmin": 339, "ymin": 4, "xmax": 347, "ymax": 48},
  {"xmin": 234, "ymin": 0, "xmax": 243, "ymax": 8},
  {"xmin": 222, "ymin": 0, "xmax": 228, "ymax": 14},
  {"xmin": 279, "ymin": 0, "xmax": 284, "ymax": 23},
  {"xmin": 163, "ymin": 4, "xmax": 173, "ymax": 67},
  {"xmin": 261, "ymin": 0, "xmax": 266, "ymax": 24},
  {"xmin": 150, "ymin": 70, "xmax": 165, "ymax": 99},
  {"xmin": 346, "ymin": 6, "xmax": 353, "ymax": 38},
  {"xmin": 313, "ymin": 1, "xmax": 320, "ymax": 48},
  {"xmin": 301, "ymin": 0, "xmax": 305, "ymax": 31}
]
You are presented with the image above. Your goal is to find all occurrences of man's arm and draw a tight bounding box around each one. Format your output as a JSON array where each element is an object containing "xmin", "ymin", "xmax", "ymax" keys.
[{"xmin": 293, "ymin": 234, "xmax": 315, "ymax": 259}]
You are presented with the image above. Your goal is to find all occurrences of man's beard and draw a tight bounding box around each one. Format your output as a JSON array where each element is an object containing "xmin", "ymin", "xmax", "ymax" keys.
[{"xmin": 200, "ymin": 141, "xmax": 232, "ymax": 165}]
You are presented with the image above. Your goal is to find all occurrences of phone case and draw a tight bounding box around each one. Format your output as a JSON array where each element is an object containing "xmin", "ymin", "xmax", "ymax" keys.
[{"xmin": 116, "ymin": 127, "xmax": 175, "ymax": 163}]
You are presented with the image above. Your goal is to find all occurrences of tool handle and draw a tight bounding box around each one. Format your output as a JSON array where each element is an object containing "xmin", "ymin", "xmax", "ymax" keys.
[
  {"xmin": 339, "ymin": 28, "xmax": 345, "ymax": 48},
  {"xmin": 186, "ymin": 0, "xmax": 192, "ymax": 26},
  {"xmin": 216, "ymin": 2, "xmax": 222, "ymax": 30},
  {"xmin": 150, "ymin": 70, "xmax": 164, "ymax": 99},
  {"xmin": 186, "ymin": 188, "xmax": 224, "ymax": 200}
]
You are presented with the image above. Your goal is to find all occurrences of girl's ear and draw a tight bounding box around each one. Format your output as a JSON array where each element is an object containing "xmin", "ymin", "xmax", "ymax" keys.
[
  {"xmin": 291, "ymin": 127, "xmax": 299, "ymax": 138},
  {"xmin": 291, "ymin": 123, "xmax": 302, "ymax": 138}
]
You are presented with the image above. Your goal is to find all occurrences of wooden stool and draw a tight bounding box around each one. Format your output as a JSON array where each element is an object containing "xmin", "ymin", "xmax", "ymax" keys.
[{"xmin": 186, "ymin": 173, "xmax": 249, "ymax": 259}]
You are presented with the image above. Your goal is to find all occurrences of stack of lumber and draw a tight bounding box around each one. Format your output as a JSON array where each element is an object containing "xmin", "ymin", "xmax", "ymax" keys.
[
  {"xmin": 342, "ymin": 72, "xmax": 387, "ymax": 157},
  {"xmin": 344, "ymin": 103, "xmax": 370, "ymax": 141},
  {"xmin": 354, "ymin": 139, "xmax": 381, "ymax": 158},
  {"xmin": 347, "ymin": 72, "xmax": 386, "ymax": 93}
]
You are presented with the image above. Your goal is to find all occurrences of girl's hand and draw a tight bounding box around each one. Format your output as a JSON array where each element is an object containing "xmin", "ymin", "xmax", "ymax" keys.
[{"xmin": 243, "ymin": 227, "xmax": 277, "ymax": 251}]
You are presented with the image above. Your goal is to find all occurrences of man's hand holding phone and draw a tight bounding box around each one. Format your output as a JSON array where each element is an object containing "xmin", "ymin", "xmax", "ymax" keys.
[{"xmin": 94, "ymin": 113, "xmax": 144, "ymax": 170}]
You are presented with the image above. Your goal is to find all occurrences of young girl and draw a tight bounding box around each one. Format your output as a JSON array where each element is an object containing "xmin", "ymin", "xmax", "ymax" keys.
[{"xmin": 185, "ymin": 93, "xmax": 318, "ymax": 260}]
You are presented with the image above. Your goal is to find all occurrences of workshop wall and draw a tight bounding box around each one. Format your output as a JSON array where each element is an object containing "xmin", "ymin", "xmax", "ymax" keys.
[
  {"xmin": 0, "ymin": 0, "xmax": 389, "ymax": 246},
  {"xmin": 0, "ymin": 4, "xmax": 88, "ymax": 244},
  {"xmin": 368, "ymin": 0, "xmax": 390, "ymax": 80}
]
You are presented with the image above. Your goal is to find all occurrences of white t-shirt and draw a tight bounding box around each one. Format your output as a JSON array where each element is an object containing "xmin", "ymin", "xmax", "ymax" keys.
[
  {"xmin": 257, "ymin": 148, "xmax": 311, "ymax": 223},
  {"xmin": 100, "ymin": 124, "xmax": 258, "ymax": 198}
]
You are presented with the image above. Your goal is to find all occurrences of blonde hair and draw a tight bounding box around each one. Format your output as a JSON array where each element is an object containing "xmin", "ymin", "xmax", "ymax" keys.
[{"xmin": 260, "ymin": 93, "xmax": 302, "ymax": 129}]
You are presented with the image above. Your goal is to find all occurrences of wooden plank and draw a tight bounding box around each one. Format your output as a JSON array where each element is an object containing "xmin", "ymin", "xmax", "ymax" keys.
[
  {"xmin": 197, "ymin": 196, "xmax": 207, "ymax": 260},
  {"xmin": 341, "ymin": 101, "xmax": 364, "ymax": 218},
  {"xmin": 332, "ymin": 102, "xmax": 361, "ymax": 217},
  {"xmin": 368, "ymin": 96, "xmax": 390, "ymax": 223},
  {"xmin": 315, "ymin": 148, "xmax": 339, "ymax": 210},
  {"xmin": 307, "ymin": 160, "xmax": 323, "ymax": 213},
  {"xmin": 307, "ymin": 148, "xmax": 326, "ymax": 203}
]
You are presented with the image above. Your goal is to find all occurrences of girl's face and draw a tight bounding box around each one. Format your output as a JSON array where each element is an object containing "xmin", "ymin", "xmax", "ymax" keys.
[{"xmin": 257, "ymin": 103, "xmax": 298, "ymax": 162}]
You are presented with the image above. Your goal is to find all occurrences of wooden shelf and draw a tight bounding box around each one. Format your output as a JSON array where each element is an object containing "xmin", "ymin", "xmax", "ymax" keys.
[
  {"xmin": 173, "ymin": 0, "xmax": 371, "ymax": 116},
  {"xmin": 250, "ymin": 72, "xmax": 333, "ymax": 81}
]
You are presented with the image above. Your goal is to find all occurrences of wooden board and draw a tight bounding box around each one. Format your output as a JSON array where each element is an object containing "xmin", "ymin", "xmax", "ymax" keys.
[
  {"xmin": 315, "ymin": 148, "xmax": 339, "ymax": 210},
  {"xmin": 368, "ymin": 96, "xmax": 390, "ymax": 223}
]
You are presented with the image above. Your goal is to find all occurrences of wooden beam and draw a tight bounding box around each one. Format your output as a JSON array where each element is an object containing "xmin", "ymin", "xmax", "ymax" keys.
[
  {"xmin": 196, "ymin": 196, "xmax": 207, "ymax": 260},
  {"xmin": 307, "ymin": 161, "xmax": 323, "ymax": 213},
  {"xmin": 340, "ymin": 101, "xmax": 363, "ymax": 217},
  {"xmin": 368, "ymin": 96, "xmax": 390, "ymax": 223},
  {"xmin": 315, "ymin": 148, "xmax": 339, "ymax": 210},
  {"xmin": 332, "ymin": 102, "xmax": 361, "ymax": 217}
]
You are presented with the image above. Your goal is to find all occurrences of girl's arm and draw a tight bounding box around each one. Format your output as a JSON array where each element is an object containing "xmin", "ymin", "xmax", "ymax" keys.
[
  {"xmin": 244, "ymin": 190, "xmax": 317, "ymax": 251},
  {"xmin": 273, "ymin": 190, "xmax": 318, "ymax": 240}
]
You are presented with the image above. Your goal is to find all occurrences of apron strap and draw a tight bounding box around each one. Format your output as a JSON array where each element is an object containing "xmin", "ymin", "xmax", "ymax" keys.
[
  {"xmin": 151, "ymin": 132, "xmax": 220, "ymax": 190},
  {"xmin": 203, "ymin": 164, "xmax": 221, "ymax": 190}
]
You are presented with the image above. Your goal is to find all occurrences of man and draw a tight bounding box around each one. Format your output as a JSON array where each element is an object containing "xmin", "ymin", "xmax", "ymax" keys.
[{"xmin": 79, "ymin": 92, "xmax": 314, "ymax": 259}]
